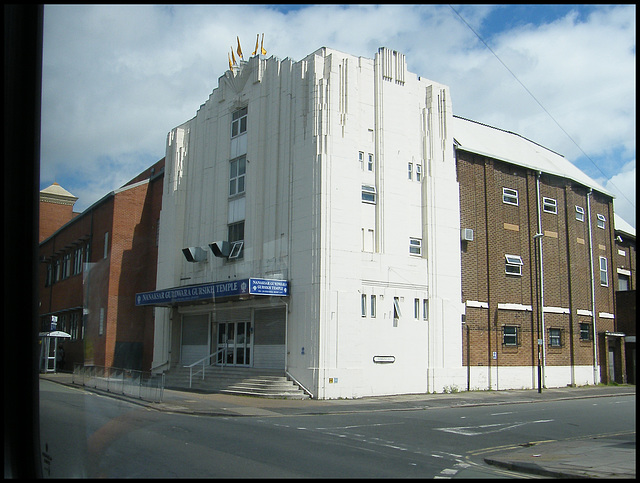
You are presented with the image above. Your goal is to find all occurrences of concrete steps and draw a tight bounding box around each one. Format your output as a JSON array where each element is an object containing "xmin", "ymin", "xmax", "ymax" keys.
[{"xmin": 163, "ymin": 365, "xmax": 309, "ymax": 399}]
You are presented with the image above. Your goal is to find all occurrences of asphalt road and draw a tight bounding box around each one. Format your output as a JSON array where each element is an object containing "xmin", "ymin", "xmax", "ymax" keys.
[{"xmin": 39, "ymin": 379, "xmax": 634, "ymax": 478}]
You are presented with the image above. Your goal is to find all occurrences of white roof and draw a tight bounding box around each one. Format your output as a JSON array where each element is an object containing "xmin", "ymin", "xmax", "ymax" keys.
[
  {"xmin": 452, "ymin": 117, "xmax": 613, "ymax": 197},
  {"xmin": 614, "ymin": 213, "xmax": 636, "ymax": 238}
]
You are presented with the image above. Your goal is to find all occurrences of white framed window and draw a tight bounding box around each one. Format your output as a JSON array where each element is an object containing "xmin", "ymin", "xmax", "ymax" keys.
[
  {"xmin": 416, "ymin": 164, "xmax": 422, "ymax": 182},
  {"xmin": 599, "ymin": 256, "xmax": 608, "ymax": 286},
  {"xmin": 502, "ymin": 325, "xmax": 518, "ymax": 346},
  {"xmin": 359, "ymin": 151, "xmax": 364, "ymax": 170},
  {"xmin": 549, "ymin": 328, "xmax": 562, "ymax": 347},
  {"xmin": 579, "ymin": 323, "xmax": 591, "ymax": 341},
  {"xmin": 361, "ymin": 294, "xmax": 367, "ymax": 317},
  {"xmin": 361, "ymin": 184, "xmax": 376, "ymax": 204},
  {"xmin": 408, "ymin": 162, "xmax": 413, "ymax": 180},
  {"xmin": 502, "ymin": 187, "xmax": 518, "ymax": 206},
  {"xmin": 367, "ymin": 153, "xmax": 374, "ymax": 172},
  {"xmin": 229, "ymin": 155, "xmax": 246, "ymax": 197},
  {"xmin": 575, "ymin": 205, "xmax": 584, "ymax": 222},
  {"xmin": 505, "ymin": 254, "xmax": 524, "ymax": 276},
  {"xmin": 542, "ymin": 197, "xmax": 557, "ymax": 214},
  {"xmin": 409, "ymin": 237, "xmax": 422, "ymax": 256},
  {"xmin": 596, "ymin": 213, "xmax": 606, "ymax": 229},
  {"xmin": 393, "ymin": 297, "xmax": 401, "ymax": 326},
  {"xmin": 414, "ymin": 298, "xmax": 420, "ymax": 319},
  {"xmin": 370, "ymin": 295, "xmax": 376, "ymax": 318},
  {"xmin": 423, "ymin": 299, "xmax": 429, "ymax": 321},
  {"xmin": 228, "ymin": 241, "xmax": 244, "ymax": 259},
  {"xmin": 231, "ymin": 106, "xmax": 247, "ymax": 138}
]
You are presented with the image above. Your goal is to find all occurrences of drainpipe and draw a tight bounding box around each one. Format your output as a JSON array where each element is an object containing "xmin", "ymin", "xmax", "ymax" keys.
[
  {"xmin": 535, "ymin": 172, "xmax": 546, "ymax": 392},
  {"xmin": 586, "ymin": 189, "xmax": 598, "ymax": 384}
]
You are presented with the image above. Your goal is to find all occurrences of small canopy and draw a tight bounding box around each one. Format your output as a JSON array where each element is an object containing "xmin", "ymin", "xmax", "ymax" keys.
[{"xmin": 39, "ymin": 331, "xmax": 71, "ymax": 338}]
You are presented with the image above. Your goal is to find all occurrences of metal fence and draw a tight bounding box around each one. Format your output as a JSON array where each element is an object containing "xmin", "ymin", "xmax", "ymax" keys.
[{"xmin": 72, "ymin": 363, "xmax": 165, "ymax": 403}]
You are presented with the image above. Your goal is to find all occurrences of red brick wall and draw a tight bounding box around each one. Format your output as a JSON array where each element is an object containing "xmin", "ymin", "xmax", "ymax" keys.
[
  {"xmin": 458, "ymin": 150, "xmax": 618, "ymax": 381},
  {"xmin": 39, "ymin": 201, "xmax": 75, "ymax": 242}
]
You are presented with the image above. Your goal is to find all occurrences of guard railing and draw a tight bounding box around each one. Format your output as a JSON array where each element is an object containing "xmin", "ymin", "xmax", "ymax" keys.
[{"xmin": 72, "ymin": 363, "xmax": 165, "ymax": 403}]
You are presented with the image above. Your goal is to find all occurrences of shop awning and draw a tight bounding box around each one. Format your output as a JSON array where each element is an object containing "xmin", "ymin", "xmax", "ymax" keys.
[
  {"xmin": 39, "ymin": 331, "xmax": 71, "ymax": 338},
  {"xmin": 135, "ymin": 278, "xmax": 290, "ymax": 307}
]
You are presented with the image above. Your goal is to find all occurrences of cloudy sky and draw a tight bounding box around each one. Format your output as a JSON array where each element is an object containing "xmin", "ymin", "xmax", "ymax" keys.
[{"xmin": 41, "ymin": 4, "xmax": 636, "ymax": 227}]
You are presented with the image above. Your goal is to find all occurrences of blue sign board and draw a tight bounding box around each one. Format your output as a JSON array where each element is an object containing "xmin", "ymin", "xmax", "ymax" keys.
[{"xmin": 136, "ymin": 278, "xmax": 289, "ymax": 306}]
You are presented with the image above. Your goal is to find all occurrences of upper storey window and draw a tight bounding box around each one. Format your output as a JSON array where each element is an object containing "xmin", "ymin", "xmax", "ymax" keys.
[
  {"xmin": 502, "ymin": 187, "xmax": 518, "ymax": 206},
  {"xmin": 231, "ymin": 107, "xmax": 247, "ymax": 138},
  {"xmin": 229, "ymin": 156, "xmax": 246, "ymax": 197}
]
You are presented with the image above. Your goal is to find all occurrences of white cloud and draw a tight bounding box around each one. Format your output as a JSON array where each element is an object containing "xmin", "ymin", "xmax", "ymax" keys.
[{"xmin": 41, "ymin": 5, "xmax": 635, "ymax": 226}]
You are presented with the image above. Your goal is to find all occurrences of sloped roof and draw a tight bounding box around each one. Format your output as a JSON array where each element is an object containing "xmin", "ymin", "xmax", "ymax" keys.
[
  {"xmin": 40, "ymin": 182, "xmax": 78, "ymax": 205},
  {"xmin": 452, "ymin": 116, "xmax": 613, "ymax": 198},
  {"xmin": 614, "ymin": 213, "xmax": 636, "ymax": 238}
]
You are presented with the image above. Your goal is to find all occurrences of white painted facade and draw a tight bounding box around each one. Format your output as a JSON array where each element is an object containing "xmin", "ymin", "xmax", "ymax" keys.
[{"xmin": 150, "ymin": 47, "xmax": 466, "ymax": 399}]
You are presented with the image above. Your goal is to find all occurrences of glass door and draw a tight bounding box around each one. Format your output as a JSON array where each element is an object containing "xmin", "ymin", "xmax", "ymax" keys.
[{"xmin": 217, "ymin": 321, "xmax": 251, "ymax": 366}]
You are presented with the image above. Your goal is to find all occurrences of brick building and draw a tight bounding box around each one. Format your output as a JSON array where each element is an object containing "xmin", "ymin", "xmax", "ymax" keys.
[
  {"xmin": 455, "ymin": 116, "xmax": 627, "ymax": 390},
  {"xmin": 38, "ymin": 159, "xmax": 164, "ymax": 372},
  {"xmin": 39, "ymin": 182, "xmax": 79, "ymax": 242}
]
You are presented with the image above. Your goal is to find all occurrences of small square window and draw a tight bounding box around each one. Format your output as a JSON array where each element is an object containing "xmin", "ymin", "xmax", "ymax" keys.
[
  {"xmin": 231, "ymin": 107, "xmax": 247, "ymax": 138},
  {"xmin": 575, "ymin": 205, "xmax": 584, "ymax": 222},
  {"xmin": 503, "ymin": 326, "xmax": 518, "ymax": 346},
  {"xmin": 596, "ymin": 214, "xmax": 606, "ymax": 229},
  {"xmin": 543, "ymin": 197, "xmax": 557, "ymax": 214},
  {"xmin": 502, "ymin": 187, "xmax": 518, "ymax": 206},
  {"xmin": 579, "ymin": 323, "xmax": 591, "ymax": 341},
  {"xmin": 505, "ymin": 254, "xmax": 524, "ymax": 276},
  {"xmin": 362, "ymin": 185, "xmax": 376, "ymax": 204}
]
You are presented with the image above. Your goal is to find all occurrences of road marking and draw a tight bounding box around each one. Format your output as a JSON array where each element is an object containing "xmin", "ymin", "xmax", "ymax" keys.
[{"xmin": 435, "ymin": 419, "xmax": 553, "ymax": 436}]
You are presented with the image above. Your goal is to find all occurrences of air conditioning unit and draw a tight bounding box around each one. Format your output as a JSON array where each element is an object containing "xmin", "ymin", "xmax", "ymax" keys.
[
  {"xmin": 209, "ymin": 241, "xmax": 230, "ymax": 258},
  {"xmin": 182, "ymin": 246, "xmax": 207, "ymax": 262},
  {"xmin": 461, "ymin": 228, "xmax": 474, "ymax": 241}
]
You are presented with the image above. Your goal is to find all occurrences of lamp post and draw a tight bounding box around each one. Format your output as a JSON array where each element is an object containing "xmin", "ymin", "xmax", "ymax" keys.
[{"xmin": 534, "ymin": 232, "xmax": 544, "ymax": 393}]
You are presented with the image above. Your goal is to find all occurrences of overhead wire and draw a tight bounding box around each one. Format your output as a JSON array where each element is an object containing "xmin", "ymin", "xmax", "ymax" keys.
[{"xmin": 448, "ymin": 4, "xmax": 634, "ymax": 213}]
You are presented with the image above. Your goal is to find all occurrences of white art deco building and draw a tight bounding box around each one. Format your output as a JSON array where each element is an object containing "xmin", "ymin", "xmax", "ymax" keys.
[{"xmin": 139, "ymin": 46, "xmax": 466, "ymax": 398}]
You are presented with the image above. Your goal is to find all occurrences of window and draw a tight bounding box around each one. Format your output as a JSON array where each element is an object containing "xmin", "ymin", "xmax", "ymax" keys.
[
  {"xmin": 231, "ymin": 106, "xmax": 247, "ymax": 138},
  {"xmin": 361, "ymin": 294, "xmax": 367, "ymax": 317},
  {"xmin": 409, "ymin": 237, "xmax": 422, "ymax": 256},
  {"xmin": 228, "ymin": 221, "xmax": 244, "ymax": 260},
  {"xmin": 99, "ymin": 308, "xmax": 105, "ymax": 336},
  {"xmin": 599, "ymin": 256, "xmax": 608, "ymax": 286},
  {"xmin": 542, "ymin": 197, "xmax": 557, "ymax": 214},
  {"xmin": 579, "ymin": 323, "xmax": 591, "ymax": 341},
  {"xmin": 393, "ymin": 297, "xmax": 401, "ymax": 326},
  {"xmin": 596, "ymin": 214, "xmax": 606, "ymax": 229},
  {"xmin": 104, "ymin": 232, "xmax": 109, "ymax": 259},
  {"xmin": 370, "ymin": 295, "xmax": 376, "ymax": 318},
  {"xmin": 359, "ymin": 151, "xmax": 364, "ymax": 170},
  {"xmin": 367, "ymin": 153, "xmax": 374, "ymax": 172},
  {"xmin": 505, "ymin": 254, "xmax": 524, "ymax": 276},
  {"xmin": 502, "ymin": 187, "xmax": 518, "ymax": 205},
  {"xmin": 55, "ymin": 259, "xmax": 61, "ymax": 282},
  {"xmin": 61, "ymin": 252, "xmax": 71, "ymax": 279},
  {"xmin": 416, "ymin": 164, "xmax": 422, "ymax": 182},
  {"xmin": 408, "ymin": 163, "xmax": 413, "ymax": 180},
  {"xmin": 502, "ymin": 326, "xmax": 518, "ymax": 346},
  {"xmin": 575, "ymin": 205, "xmax": 584, "ymax": 222},
  {"xmin": 362, "ymin": 185, "xmax": 376, "ymax": 204},
  {"xmin": 618, "ymin": 273, "xmax": 630, "ymax": 291},
  {"xmin": 549, "ymin": 328, "xmax": 562, "ymax": 347},
  {"xmin": 46, "ymin": 263, "xmax": 53, "ymax": 287},
  {"xmin": 229, "ymin": 156, "xmax": 246, "ymax": 197},
  {"xmin": 73, "ymin": 246, "xmax": 83, "ymax": 275},
  {"xmin": 414, "ymin": 298, "xmax": 420, "ymax": 319},
  {"xmin": 423, "ymin": 299, "xmax": 429, "ymax": 321}
]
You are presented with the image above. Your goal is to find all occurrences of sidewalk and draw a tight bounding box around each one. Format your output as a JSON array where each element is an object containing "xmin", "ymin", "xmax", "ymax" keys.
[{"xmin": 40, "ymin": 372, "xmax": 635, "ymax": 478}]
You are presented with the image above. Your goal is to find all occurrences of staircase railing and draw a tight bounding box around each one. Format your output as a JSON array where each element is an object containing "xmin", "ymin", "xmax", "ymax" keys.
[{"xmin": 185, "ymin": 348, "xmax": 226, "ymax": 388}]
